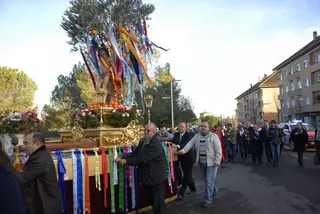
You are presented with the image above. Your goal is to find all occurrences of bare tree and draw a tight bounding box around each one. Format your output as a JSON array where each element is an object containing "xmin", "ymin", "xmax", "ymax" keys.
[{"xmin": 247, "ymin": 99, "xmax": 260, "ymax": 124}]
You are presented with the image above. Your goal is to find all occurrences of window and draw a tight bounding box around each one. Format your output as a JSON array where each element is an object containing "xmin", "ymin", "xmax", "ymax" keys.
[
  {"xmin": 303, "ymin": 60, "xmax": 308, "ymax": 68},
  {"xmin": 306, "ymin": 96, "xmax": 311, "ymax": 105},
  {"xmin": 280, "ymin": 73, "xmax": 283, "ymax": 81},
  {"xmin": 291, "ymin": 99, "xmax": 295, "ymax": 107},
  {"xmin": 280, "ymin": 87, "xmax": 284, "ymax": 95},
  {"xmin": 290, "ymin": 68, "xmax": 294, "ymax": 74},
  {"xmin": 297, "ymin": 80, "xmax": 302, "ymax": 88},
  {"xmin": 286, "ymin": 101, "xmax": 290, "ymax": 108},
  {"xmin": 296, "ymin": 64, "xmax": 300, "ymax": 72},
  {"xmin": 298, "ymin": 96, "xmax": 303, "ymax": 105},
  {"xmin": 316, "ymin": 54, "xmax": 320, "ymax": 63},
  {"xmin": 304, "ymin": 78, "xmax": 309, "ymax": 86},
  {"xmin": 317, "ymin": 74, "xmax": 320, "ymax": 83},
  {"xmin": 285, "ymin": 70, "xmax": 288, "ymax": 76},
  {"xmin": 280, "ymin": 100, "xmax": 284, "ymax": 108},
  {"xmin": 290, "ymin": 82, "xmax": 294, "ymax": 91},
  {"xmin": 285, "ymin": 85, "xmax": 289, "ymax": 93}
]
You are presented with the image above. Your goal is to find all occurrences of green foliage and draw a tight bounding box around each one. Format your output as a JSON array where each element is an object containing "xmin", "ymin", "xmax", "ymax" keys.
[
  {"xmin": 41, "ymin": 104, "xmax": 67, "ymax": 131},
  {"xmin": 0, "ymin": 66, "xmax": 37, "ymax": 113},
  {"xmin": 61, "ymin": 0, "xmax": 155, "ymax": 51},
  {"xmin": 201, "ymin": 115, "xmax": 220, "ymax": 127}
]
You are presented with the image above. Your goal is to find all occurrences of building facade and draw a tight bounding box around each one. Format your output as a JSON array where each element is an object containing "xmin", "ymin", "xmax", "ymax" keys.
[
  {"xmin": 236, "ymin": 72, "xmax": 279, "ymax": 124},
  {"xmin": 273, "ymin": 31, "xmax": 320, "ymax": 126}
]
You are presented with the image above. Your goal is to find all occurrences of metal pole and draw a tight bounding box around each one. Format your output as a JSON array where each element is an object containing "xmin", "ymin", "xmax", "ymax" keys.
[{"xmin": 171, "ymin": 80, "xmax": 174, "ymax": 130}]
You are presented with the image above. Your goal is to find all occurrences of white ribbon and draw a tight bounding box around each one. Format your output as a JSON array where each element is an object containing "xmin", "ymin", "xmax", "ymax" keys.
[
  {"xmin": 113, "ymin": 146, "xmax": 118, "ymax": 185},
  {"xmin": 80, "ymin": 149, "xmax": 86, "ymax": 214},
  {"xmin": 72, "ymin": 150, "xmax": 78, "ymax": 214},
  {"xmin": 128, "ymin": 147, "xmax": 136, "ymax": 209}
]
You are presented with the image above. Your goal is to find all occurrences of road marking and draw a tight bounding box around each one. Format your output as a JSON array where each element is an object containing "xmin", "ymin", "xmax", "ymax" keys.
[{"xmin": 289, "ymin": 153, "xmax": 308, "ymax": 160}]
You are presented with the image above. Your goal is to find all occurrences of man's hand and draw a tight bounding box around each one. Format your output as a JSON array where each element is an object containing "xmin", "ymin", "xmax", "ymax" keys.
[
  {"xmin": 115, "ymin": 157, "xmax": 122, "ymax": 163},
  {"xmin": 176, "ymin": 150, "xmax": 184, "ymax": 155}
]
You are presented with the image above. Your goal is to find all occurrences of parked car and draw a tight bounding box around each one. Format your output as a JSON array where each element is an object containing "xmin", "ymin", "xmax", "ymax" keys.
[{"xmin": 279, "ymin": 121, "xmax": 315, "ymax": 150}]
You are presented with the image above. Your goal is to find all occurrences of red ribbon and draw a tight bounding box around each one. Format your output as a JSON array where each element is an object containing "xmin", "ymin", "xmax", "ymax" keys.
[
  {"xmin": 84, "ymin": 149, "xmax": 91, "ymax": 214},
  {"xmin": 81, "ymin": 50, "xmax": 97, "ymax": 90},
  {"xmin": 100, "ymin": 146, "xmax": 109, "ymax": 207}
]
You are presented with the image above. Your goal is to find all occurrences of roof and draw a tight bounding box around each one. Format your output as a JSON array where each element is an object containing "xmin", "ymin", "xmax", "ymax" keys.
[
  {"xmin": 235, "ymin": 72, "xmax": 277, "ymax": 100},
  {"xmin": 273, "ymin": 35, "xmax": 320, "ymax": 71}
]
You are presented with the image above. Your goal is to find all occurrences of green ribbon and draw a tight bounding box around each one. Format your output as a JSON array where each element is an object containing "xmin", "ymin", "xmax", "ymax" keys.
[
  {"xmin": 162, "ymin": 143, "xmax": 170, "ymax": 178},
  {"xmin": 118, "ymin": 147, "xmax": 125, "ymax": 212},
  {"xmin": 108, "ymin": 149, "xmax": 115, "ymax": 213}
]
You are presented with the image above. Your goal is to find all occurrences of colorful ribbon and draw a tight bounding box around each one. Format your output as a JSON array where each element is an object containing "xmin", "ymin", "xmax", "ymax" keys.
[
  {"xmin": 99, "ymin": 146, "xmax": 109, "ymax": 208},
  {"xmin": 124, "ymin": 147, "xmax": 130, "ymax": 213},
  {"xmin": 93, "ymin": 149, "xmax": 101, "ymax": 191},
  {"xmin": 80, "ymin": 149, "xmax": 85, "ymax": 213},
  {"xmin": 162, "ymin": 143, "xmax": 172, "ymax": 193},
  {"xmin": 134, "ymin": 166, "xmax": 139, "ymax": 213},
  {"xmin": 56, "ymin": 150, "xmax": 67, "ymax": 213},
  {"xmin": 84, "ymin": 149, "xmax": 91, "ymax": 214},
  {"xmin": 128, "ymin": 146, "xmax": 136, "ymax": 209},
  {"xmin": 108, "ymin": 149, "xmax": 115, "ymax": 213},
  {"xmin": 75, "ymin": 149, "xmax": 83, "ymax": 214},
  {"xmin": 168, "ymin": 143, "xmax": 175, "ymax": 182},
  {"xmin": 118, "ymin": 147, "xmax": 124, "ymax": 212},
  {"xmin": 72, "ymin": 150, "xmax": 78, "ymax": 214},
  {"xmin": 113, "ymin": 146, "xmax": 118, "ymax": 185}
]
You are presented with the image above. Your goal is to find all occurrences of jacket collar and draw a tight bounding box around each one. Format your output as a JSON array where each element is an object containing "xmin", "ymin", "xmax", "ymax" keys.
[{"xmin": 30, "ymin": 145, "xmax": 46, "ymax": 157}]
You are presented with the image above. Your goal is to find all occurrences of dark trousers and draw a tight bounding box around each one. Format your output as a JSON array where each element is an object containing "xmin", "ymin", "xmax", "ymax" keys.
[
  {"xmin": 142, "ymin": 182, "xmax": 165, "ymax": 214},
  {"xmin": 252, "ymin": 154, "xmax": 262, "ymax": 164},
  {"xmin": 174, "ymin": 161, "xmax": 183, "ymax": 186},
  {"xmin": 264, "ymin": 143, "xmax": 272, "ymax": 163},
  {"xmin": 298, "ymin": 151, "xmax": 304, "ymax": 166},
  {"xmin": 240, "ymin": 143, "xmax": 248, "ymax": 161},
  {"xmin": 179, "ymin": 160, "xmax": 196, "ymax": 196}
]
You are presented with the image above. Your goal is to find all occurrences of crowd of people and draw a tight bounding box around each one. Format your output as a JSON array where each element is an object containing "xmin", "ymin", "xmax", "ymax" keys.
[{"xmin": 0, "ymin": 119, "xmax": 314, "ymax": 214}]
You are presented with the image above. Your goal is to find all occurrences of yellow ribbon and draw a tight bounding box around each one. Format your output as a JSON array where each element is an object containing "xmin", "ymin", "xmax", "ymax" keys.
[
  {"xmin": 13, "ymin": 152, "xmax": 21, "ymax": 171},
  {"xmin": 119, "ymin": 26, "xmax": 153, "ymax": 86},
  {"xmin": 93, "ymin": 149, "xmax": 101, "ymax": 191}
]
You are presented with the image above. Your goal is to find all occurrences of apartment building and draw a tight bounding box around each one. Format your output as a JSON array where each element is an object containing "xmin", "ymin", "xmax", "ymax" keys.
[
  {"xmin": 273, "ymin": 31, "xmax": 320, "ymax": 126},
  {"xmin": 236, "ymin": 72, "xmax": 279, "ymax": 124}
]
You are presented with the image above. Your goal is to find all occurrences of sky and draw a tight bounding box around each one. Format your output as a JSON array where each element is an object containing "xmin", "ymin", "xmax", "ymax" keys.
[{"xmin": 0, "ymin": 0, "xmax": 320, "ymax": 117}]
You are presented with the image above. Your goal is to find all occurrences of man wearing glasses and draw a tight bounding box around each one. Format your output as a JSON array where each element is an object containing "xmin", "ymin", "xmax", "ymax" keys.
[{"xmin": 116, "ymin": 123, "xmax": 167, "ymax": 214}]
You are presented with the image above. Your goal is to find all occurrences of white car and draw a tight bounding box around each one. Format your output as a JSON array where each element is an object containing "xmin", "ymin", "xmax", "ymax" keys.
[{"xmin": 279, "ymin": 121, "xmax": 315, "ymax": 150}]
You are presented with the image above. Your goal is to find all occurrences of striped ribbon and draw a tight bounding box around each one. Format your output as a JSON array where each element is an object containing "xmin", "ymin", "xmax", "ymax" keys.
[
  {"xmin": 113, "ymin": 146, "xmax": 118, "ymax": 185},
  {"xmin": 83, "ymin": 150, "xmax": 91, "ymax": 214},
  {"xmin": 108, "ymin": 149, "xmax": 116, "ymax": 213},
  {"xmin": 80, "ymin": 149, "xmax": 85, "ymax": 213},
  {"xmin": 168, "ymin": 144, "xmax": 175, "ymax": 182},
  {"xmin": 93, "ymin": 149, "xmax": 101, "ymax": 191},
  {"xmin": 56, "ymin": 150, "xmax": 67, "ymax": 213},
  {"xmin": 72, "ymin": 150, "xmax": 78, "ymax": 214},
  {"xmin": 99, "ymin": 146, "xmax": 109, "ymax": 208}
]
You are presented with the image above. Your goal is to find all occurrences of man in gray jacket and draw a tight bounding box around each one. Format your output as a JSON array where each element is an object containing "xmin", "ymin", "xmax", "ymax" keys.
[{"xmin": 177, "ymin": 122, "xmax": 222, "ymax": 208}]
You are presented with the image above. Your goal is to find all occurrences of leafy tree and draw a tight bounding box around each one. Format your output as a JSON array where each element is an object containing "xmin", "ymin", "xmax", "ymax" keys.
[
  {"xmin": 135, "ymin": 63, "xmax": 196, "ymax": 127},
  {"xmin": 0, "ymin": 66, "xmax": 37, "ymax": 113},
  {"xmin": 201, "ymin": 115, "xmax": 220, "ymax": 127},
  {"xmin": 41, "ymin": 104, "xmax": 67, "ymax": 131},
  {"xmin": 61, "ymin": 0, "xmax": 155, "ymax": 51}
]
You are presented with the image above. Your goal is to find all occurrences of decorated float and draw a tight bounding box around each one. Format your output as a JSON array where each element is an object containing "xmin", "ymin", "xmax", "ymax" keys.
[{"xmin": 0, "ymin": 6, "xmax": 178, "ymax": 214}]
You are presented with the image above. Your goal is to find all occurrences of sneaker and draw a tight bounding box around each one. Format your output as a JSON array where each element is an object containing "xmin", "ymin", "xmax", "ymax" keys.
[
  {"xmin": 187, "ymin": 191, "xmax": 197, "ymax": 196},
  {"xmin": 177, "ymin": 194, "xmax": 184, "ymax": 200}
]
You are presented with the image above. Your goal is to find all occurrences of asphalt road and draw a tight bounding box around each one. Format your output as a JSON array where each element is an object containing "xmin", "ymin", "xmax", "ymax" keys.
[{"xmin": 162, "ymin": 151, "xmax": 320, "ymax": 214}]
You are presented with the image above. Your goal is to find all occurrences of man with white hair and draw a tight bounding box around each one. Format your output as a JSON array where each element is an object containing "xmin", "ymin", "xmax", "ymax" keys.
[
  {"xmin": 116, "ymin": 123, "xmax": 167, "ymax": 214},
  {"xmin": 177, "ymin": 122, "xmax": 222, "ymax": 208}
]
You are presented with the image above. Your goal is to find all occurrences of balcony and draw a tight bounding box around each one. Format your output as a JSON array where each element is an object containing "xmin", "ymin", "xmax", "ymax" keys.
[
  {"xmin": 303, "ymin": 105, "xmax": 314, "ymax": 112},
  {"xmin": 312, "ymin": 82, "xmax": 320, "ymax": 92},
  {"xmin": 287, "ymin": 74, "xmax": 295, "ymax": 81},
  {"xmin": 311, "ymin": 63, "xmax": 320, "ymax": 73},
  {"xmin": 278, "ymin": 94, "xmax": 283, "ymax": 100},
  {"xmin": 287, "ymin": 88, "xmax": 302, "ymax": 97},
  {"xmin": 294, "ymin": 72, "xmax": 301, "ymax": 79}
]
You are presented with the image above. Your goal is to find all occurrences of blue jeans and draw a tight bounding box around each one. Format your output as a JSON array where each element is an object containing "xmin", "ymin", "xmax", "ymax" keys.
[
  {"xmin": 199, "ymin": 162, "xmax": 218, "ymax": 204},
  {"xmin": 226, "ymin": 143, "xmax": 236, "ymax": 161},
  {"xmin": 271, "ymin": 143, "xmax": 280, "ymax": 166}
]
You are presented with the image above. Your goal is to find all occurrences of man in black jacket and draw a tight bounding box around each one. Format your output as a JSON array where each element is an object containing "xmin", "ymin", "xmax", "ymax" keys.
[
  {"xmin": 19, "ymin": 132, "xmax": 62, "ymax": 214},
  {"xmin": 172, "ymin": 122, "xmax": 196, "ymax": 200},
  {"xmin": 116, "ymin": 123, "xmax": 166, "ymax": 214}
]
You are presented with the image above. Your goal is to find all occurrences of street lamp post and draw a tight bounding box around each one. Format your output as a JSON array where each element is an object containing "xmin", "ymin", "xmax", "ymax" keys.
[
  {"xmin": 162, "ymin": 79, "xmax": 181, "ymax": 130},
  {"xmin": 144, "ymin": 95, "xmax": 154, "ymax": 123},
  {"xmin": 62, "ymin": 96, "xmax": 72, "ymax": 130}
]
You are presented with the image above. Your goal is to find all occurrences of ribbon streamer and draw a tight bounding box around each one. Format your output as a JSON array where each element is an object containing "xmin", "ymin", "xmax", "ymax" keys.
[
  {"xmin": 108, "ymin": 149, "xmax": 116, "ymax": 213},
  {"xmin": 81, "ymin": 50, "xmax": 96, "ymax": 90},
  {"xmin": 168, "ymin": 144, "xmax": 175, "ymax": 182},
  {"xmin": 72, "ymin": 151, "xmax": 78, "ymax": 214},
  {"xmin": 124, "ymin": 147, "xmax": 129, "ymax": 212},
  {"xmin": 93, "ymin": 149, "xmax": 101, "ymax": 191},
  {"xmin": 80, "ymin": 149, "xmax": 85, "ymax": 213},
  {"xmin": 113, "ymin": 146, "xmax": 118, "ymax": 185},
  {"xmin": 75, "ymin": 149, "xmax": 83, "ymax": 214},
  {"xmin": 84, "ymin": 149, "xmax": 91, "ymax": 214},
  {"xmin": 118, "ymin": 147, "xmax": 125, "ymax": 212},
  {"xmin": 100, "ymin": 146, "xmax": 109, "ymax": 208},
  {"xmin": 56, "ymin": 150, "xmax": 67, "ymax": 213},
  {"xmin": 162, "ymin": 143, "xmax": 173, "ymax": 193}
]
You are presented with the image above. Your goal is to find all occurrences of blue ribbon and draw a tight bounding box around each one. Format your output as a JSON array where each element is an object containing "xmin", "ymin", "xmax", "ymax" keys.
[
  {"xmin": 75, "ymin": 149, "xmax": 83, "ymax": 214},
  {"xmin": 56, "ymin": 150, "xmax": 67, "ymax": 213}
]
